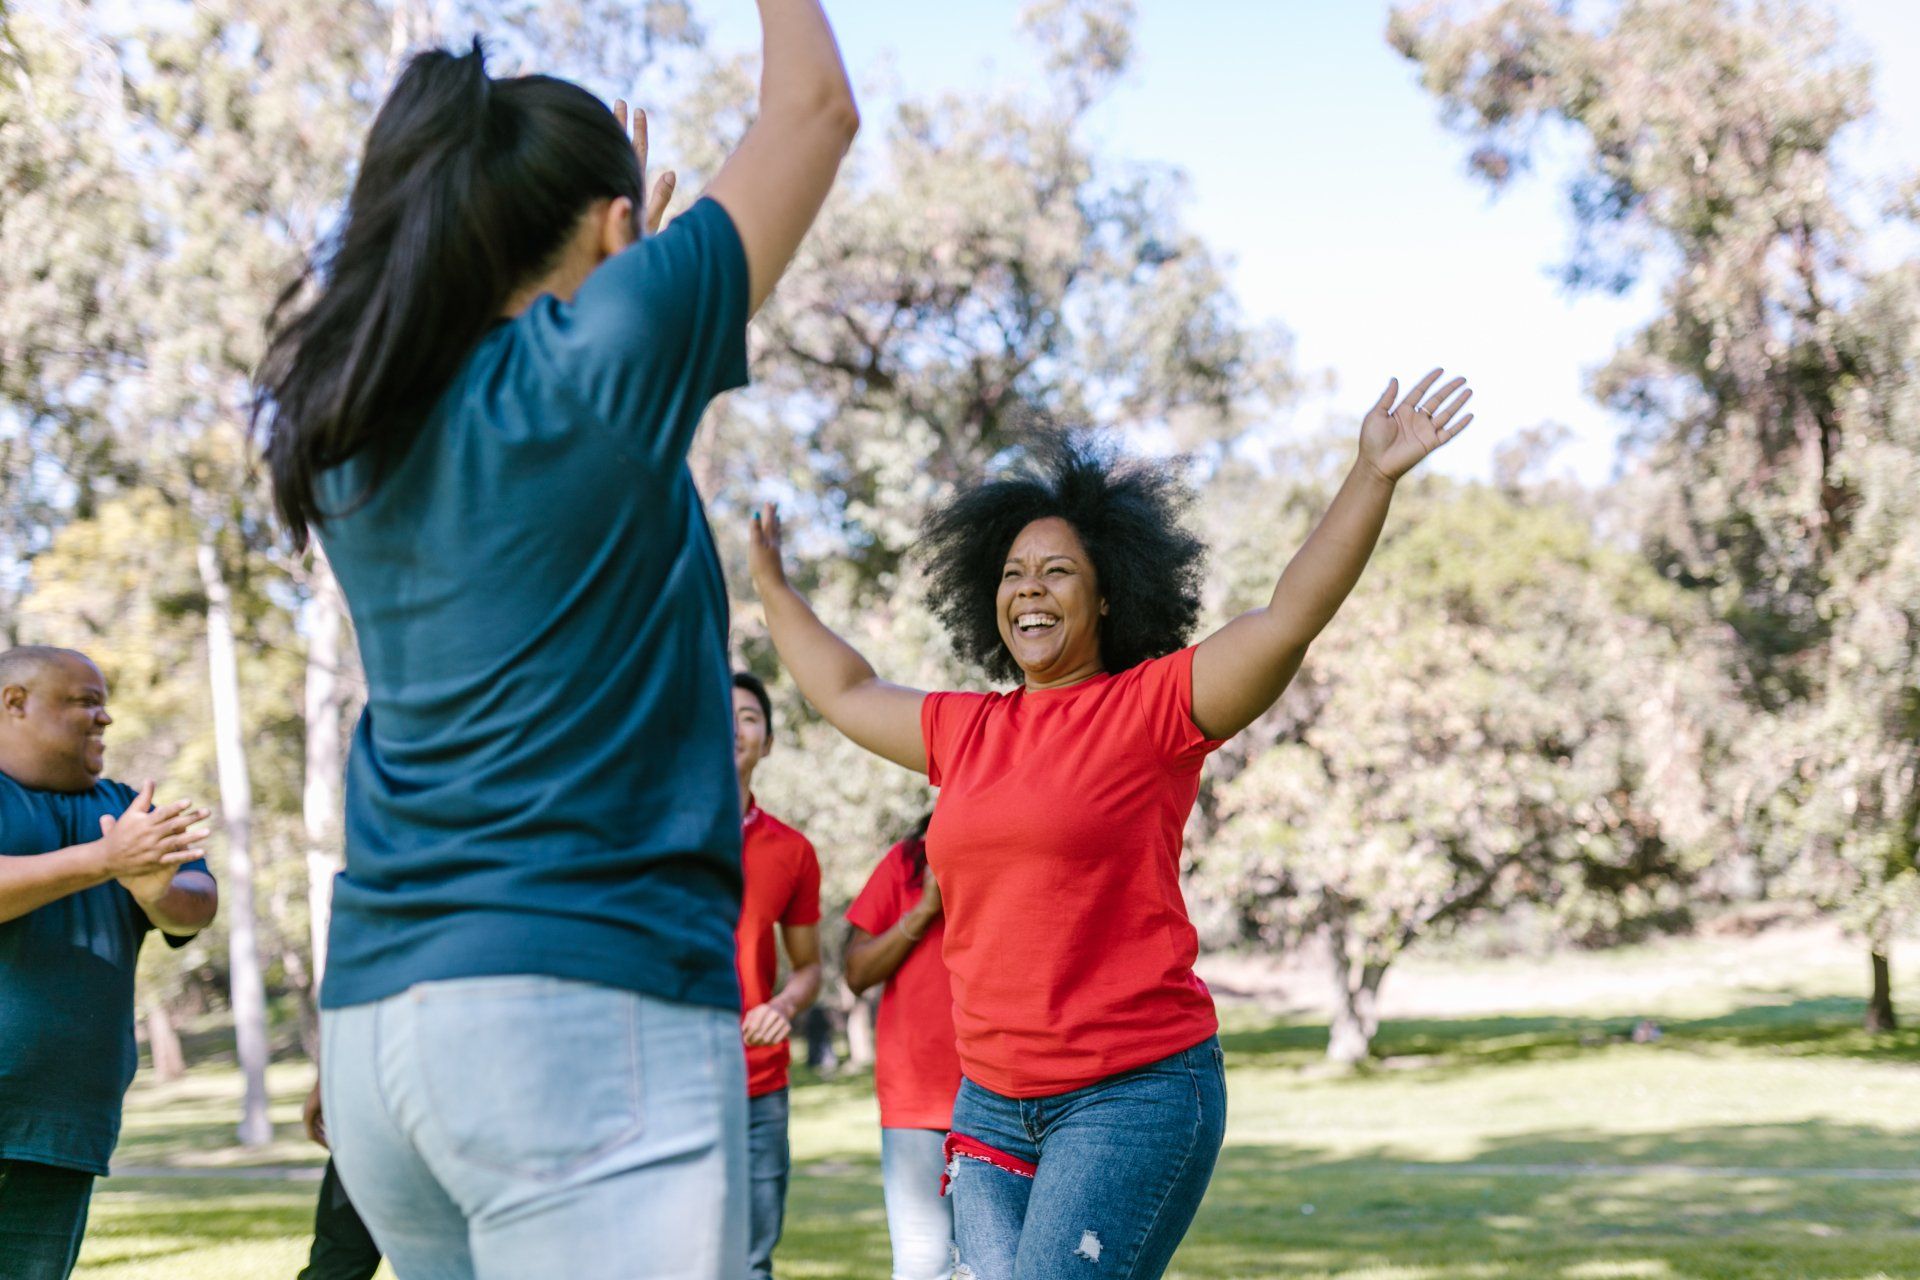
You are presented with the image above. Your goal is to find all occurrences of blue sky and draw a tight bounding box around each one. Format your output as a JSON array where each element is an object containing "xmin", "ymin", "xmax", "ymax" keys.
[{"xmin": 699, "ymin": 1, "xmax": 1920, "ymax": 482}]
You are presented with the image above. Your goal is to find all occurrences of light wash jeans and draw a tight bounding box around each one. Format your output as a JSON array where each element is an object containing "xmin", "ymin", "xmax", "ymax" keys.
[
  {"xmin": 321, "ymin": 976, "xmax": 747, "ymax": 1280},
  {"xmin": 946, "ymin": 1037, "xmax": 1225, "ymax": 1280},
  {"xmin": 881, "ymin": 1128, "xmax": 953, "ymax": 1280}
]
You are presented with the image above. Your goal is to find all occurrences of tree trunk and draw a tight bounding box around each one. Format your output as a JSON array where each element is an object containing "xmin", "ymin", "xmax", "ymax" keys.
[
  {"xmin": 146, "ymin": 999, "xmax": 185, "ymax": 1081},
  {"xmin": 198, "ymin": 538, "xmax": 274, "ymax": 1147},
  {"xmin": 1867, "ymin": 947, "xmax": 1897, "ymax": 1033},
  {"xmin": 1325, "ymin": 921, "xmax": 1388, "ymax": 1066},
  {"xmin": 303, "ymin": 551, "xmax": 347, "ymax": 988}
]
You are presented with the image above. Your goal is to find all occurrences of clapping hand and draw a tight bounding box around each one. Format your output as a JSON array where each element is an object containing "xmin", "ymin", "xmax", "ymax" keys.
[
  {"xmin": 97, "ymin": 781, "xmax": 209, "ymax": 899},
  {"xmin": 1359, "ymin": 368, "xmax": 1475, "ymax": 482}
]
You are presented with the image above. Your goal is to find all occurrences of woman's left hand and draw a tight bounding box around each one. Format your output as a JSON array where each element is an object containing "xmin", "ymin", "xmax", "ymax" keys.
[{"xmin": 1358, "ymin": 368, "xmax": 1475, "ymax": 482}]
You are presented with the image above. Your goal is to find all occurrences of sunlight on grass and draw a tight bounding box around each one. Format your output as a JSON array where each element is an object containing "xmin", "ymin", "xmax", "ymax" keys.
[{"xmin": 78, "ymin": 940, "xmax": 1920, "ymax": 1280}]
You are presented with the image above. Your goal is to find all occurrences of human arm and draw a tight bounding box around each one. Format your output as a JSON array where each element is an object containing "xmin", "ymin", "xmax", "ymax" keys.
[
  {"xmin": 748, "ymin": 504, "xmax": 928, "ymax": 773},
  {"xmin": 742, "ymin": 923, "xmax": 822, "ymax": 1046},
  {"xmin": 1191, "ymin": 370, "xmax": 1475, "ymax": 741},
  {"xmin": 844, "ymin": 868, "xmax": 940, "ymax": 996},
  {"xmin": 703, "ymin": 0, "xmax": 860, "ymax": 316},
  {"xmin": 0, "ymin": 782, "xmax": 209, "ymax": 926},
  {"xmin": 124, "ymin": 867, "xmax": 218, "ymax": 937}
]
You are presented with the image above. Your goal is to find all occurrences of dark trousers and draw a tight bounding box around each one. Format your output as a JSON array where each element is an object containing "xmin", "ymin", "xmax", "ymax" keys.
[
  {"xmin": 297, "ymin": 1159, "xmax": 383, "ymax": 1280},
  {"xmin": 0, "ymin": 1158, "xmax": 94, "ymax": 1280}
]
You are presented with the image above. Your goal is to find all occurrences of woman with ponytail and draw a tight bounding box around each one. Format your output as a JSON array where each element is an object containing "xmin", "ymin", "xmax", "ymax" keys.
[{"xmin": 253, "ymin": 6, "xmax": 856, "ymax": 1276}]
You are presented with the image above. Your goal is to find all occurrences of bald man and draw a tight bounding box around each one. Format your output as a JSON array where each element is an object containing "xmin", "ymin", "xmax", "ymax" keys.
[{"xmin": 0, "ymin": 646, "xmax": 218, "ymax": 1280}]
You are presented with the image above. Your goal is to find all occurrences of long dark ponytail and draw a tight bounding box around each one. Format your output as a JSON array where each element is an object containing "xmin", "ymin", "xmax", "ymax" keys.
[{"xmin": 253, "ymin": 40, "xmax": 641, "ymax": 549}]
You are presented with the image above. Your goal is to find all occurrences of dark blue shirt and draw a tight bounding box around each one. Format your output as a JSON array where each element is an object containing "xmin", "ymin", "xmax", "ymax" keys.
[
  {"xmin": 317, "ymin": 197, "xmax": 751, "ymax": 1012},
  {"xmin": 0, "ymin": 773, "xmax": 208, "ymax": 1175}
]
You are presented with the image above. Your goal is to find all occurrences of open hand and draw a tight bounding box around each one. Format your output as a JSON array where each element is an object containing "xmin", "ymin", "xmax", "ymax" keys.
[
  {"xmin": 747, "ymin": 503, "xmax": 789, "ymax": 595},
  {"xmin": 97, "ymin": 781, "xmax": 210, "ymax": 887},
  {"xmin": 1359, "ymin": 369, "xmax": 1475, "ymax": 482},
  {"xmin": 613, "ymin": 100, "xmax": 676, "ymax": 235},
  {"xmin": 742, "ymin": 1002, "xmax": 792, "ymax": 1047}
]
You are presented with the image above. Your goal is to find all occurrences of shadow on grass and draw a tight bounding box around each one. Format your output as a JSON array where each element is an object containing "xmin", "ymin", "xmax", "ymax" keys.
[
  {"xmin": 1220, "ymin": 995, "xmax": 1920, "ymax": 1077},
  {"xmin": 1187, "ymin": 1120, "xmax": 1920, "ymax": 1280},
  {"xmin": 85, "ymin": 1178, "xmax": 315, "ymax": 1273}
]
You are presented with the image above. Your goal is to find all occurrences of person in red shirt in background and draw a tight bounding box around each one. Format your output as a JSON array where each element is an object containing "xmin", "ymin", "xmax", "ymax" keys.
[
  {"xmin": 732, "ymin": 672, "xmax": 823, "ymax": 1280},
  {"xmin": 845, "ymin": 814, "xmax": 960, "ymax": 1280},
  {"xmin": 747, "ymin": 370, "xmax": 1475, "ymax": 1280}
]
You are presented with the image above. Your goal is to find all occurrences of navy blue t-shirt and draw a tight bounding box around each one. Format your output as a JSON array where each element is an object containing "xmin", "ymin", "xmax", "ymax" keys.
[
  {"xmin": 317, "ymin": 197, "xmax": 751, "ymax": 1012},
  {"xmin": 0, "ymin": 773, "xmax": 209, "ymax": 1175}
]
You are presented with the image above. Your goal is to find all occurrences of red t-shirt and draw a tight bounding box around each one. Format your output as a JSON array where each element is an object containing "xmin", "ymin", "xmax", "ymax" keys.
[
  {"xmin": 845, "ymin": 840, "xmax": 963, "ymax": 1130},
  {"xmin": 736, "ymin": 802, "xmax": 822, "ymax": 1097},
  {"xmin": 921, "ymin": 646, "xmax": 1224, "ymax": 1098}
]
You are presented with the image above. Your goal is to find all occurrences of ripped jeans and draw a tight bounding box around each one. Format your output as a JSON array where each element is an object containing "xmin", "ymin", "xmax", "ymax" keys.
[{"xmin": 944, "ymin": 1037, "xmax": 1225, "ymax": 1280}]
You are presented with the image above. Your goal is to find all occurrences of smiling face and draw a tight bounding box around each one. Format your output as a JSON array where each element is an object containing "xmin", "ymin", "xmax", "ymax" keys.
[
  {"xmin": 995, "ymin": 517, "xmax": 1107, "ymax": 689},
  {"xmin": 733, "ymin": 685, "xmax": 772, "ymax": 788},
  {"xmin": 0, "ymin": 651, "xmax": 111, "ymax": 793}
]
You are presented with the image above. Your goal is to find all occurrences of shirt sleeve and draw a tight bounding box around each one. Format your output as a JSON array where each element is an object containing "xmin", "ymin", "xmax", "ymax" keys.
[
  {"xmin": 1134, "ymin": 647, "xmax": 1228, "ymax": 774},
  {"xmin": 130, "ymin": 857, "xmax": 213, "ymax": 948},
  {"xmin": 521, "ymin": 196, "xmax": 750, "ymax": 473},
  {"xmin": 781, "ymin": 838, "xmax": 823, "ymax": 928},
  {"xmin": 921, "ymin": 690, "xmax": 992, "ymax": 788},
  {"xmin": 845, "ymin": 845, "xmax": 906, "ymax": 935}
]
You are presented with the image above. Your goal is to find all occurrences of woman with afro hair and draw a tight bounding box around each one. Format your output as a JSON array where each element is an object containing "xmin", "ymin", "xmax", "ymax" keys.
[{"xmin": 748, "ymin": 369, "xmax": 1475, "ymax": 1279}]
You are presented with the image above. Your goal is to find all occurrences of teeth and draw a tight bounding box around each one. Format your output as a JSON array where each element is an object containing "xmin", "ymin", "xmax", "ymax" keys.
[{"xmin": 1016, "ymin": 613, "xmax": 1057, "ymax": 629}]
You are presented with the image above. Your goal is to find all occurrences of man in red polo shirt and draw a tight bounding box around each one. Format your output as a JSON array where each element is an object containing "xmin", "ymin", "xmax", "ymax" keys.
[{"xmin": 732, "ymin": 672, "xmax": 822, "ymax": 1280}]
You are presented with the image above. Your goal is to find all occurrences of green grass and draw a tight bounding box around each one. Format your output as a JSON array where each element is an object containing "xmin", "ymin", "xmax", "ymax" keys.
[{"xmin": 76, "ymin": 939, "xmax": 1920, "ymax": 1279}]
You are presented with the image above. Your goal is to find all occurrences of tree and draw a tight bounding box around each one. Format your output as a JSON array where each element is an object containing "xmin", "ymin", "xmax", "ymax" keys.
[
  {"xmin": 0, "ymin": 1, "xmax": 150, "ymax": 638},
  {"xmin": 1198, "ymin": 476, "xmax": 1731, "ymax": 1063},
  {"xmin": 1391, "ymin": 0, "xmax": 1919, "ymax": 1028}
]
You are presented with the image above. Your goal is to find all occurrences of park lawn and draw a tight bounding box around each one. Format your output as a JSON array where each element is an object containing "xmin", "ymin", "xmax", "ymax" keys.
[{"xmin": 77, "ymin": 944, "xmax": 1920, "ymax": 1279}]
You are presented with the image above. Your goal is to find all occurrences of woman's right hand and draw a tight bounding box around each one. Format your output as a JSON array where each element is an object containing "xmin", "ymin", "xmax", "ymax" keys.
[
  {"xmin": 748, "ymin": 502, "xmax": 789, "ymax": 594},
  {"xmin": 911, "ymin": 868, "xmax": 943, "ymax": 926}
]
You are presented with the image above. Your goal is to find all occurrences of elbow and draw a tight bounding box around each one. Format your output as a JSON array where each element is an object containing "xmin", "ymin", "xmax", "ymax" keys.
[
  {"xmin": 822, "ymin": 92, "xmax": 860, "ymax": 150},
  {"xmin": 802, "ymin": 79, "xmax": 859, "ymax": 147},
  {"xmin": 844, "ymin": 964, "xmax": 875, "ymax": 998}
]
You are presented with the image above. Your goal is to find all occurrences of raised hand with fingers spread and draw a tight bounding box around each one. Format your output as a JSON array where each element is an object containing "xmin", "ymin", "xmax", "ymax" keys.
[{"xmin": 1360, "ymin": 367, "xmax": 1476, "ymax": 482}]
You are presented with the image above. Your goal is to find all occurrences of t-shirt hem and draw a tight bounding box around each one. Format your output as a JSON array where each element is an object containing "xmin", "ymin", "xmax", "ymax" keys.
[
  {"xmin": 879, "ymin": 1109, "xmax": 957, "ymax": 1132},
  {"xmin": 320, "ymin": 913, "xmax": 738, "ymax": 1013},
  {"xmin": 0, "ymin": 1143, "xmax": 109, "ymax": 1178},
  {"xmin": 959, "ymin": 1019, "xmax": 1220, "ymax": 1100}
]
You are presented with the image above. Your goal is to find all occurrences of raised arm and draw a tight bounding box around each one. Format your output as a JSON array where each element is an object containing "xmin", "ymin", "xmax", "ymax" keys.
[
  {"xmin": 703, "ymin": 0, "xmax": 859, "ymax": 316},
  {"xmin": 747, "ymin": 504, "xmax": 928, "ymax": 773},
  {"xmin": 1191, "ymin": 369, "xmax": 1475, "ymax": 741}
]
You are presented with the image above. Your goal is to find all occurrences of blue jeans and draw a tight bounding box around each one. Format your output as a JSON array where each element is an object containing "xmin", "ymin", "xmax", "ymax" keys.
[
  {"xmin": 746, "ymin": 1089, "xmax": 789, "ymax": 1280},
  {"xmin": 882, "ymin": 1128, "xmax": 954, "ymax": 1280},
  {"xmin": 321, "ymin": 976, "xmax": 748, "ymax": 1280},
  {"xmin": 946, "ymin": 1038, "xmax": 1225, "ymax": 1280}
]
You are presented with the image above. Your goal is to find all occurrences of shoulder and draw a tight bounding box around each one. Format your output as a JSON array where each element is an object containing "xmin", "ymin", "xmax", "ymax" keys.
[
  {"xmin": 1111, "ymin": 646, "xmax": 1199, "ymax": 702},
  {"xmin": 923, "ymin": 687, "xmax": 1011, "ymax": 727},
  {"xmin": 752, "ymin": 809, "xmax": 816, "ymax": 862},
  {"xmin": 95, "ymin": 778, "xmax": 138, "ymax": 809}
]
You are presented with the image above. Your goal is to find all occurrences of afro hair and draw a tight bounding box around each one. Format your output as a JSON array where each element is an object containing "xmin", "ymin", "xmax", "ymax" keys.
[{"xmin": 919, "ymin": 430, "xmax": 1207, "ymax": 684}]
